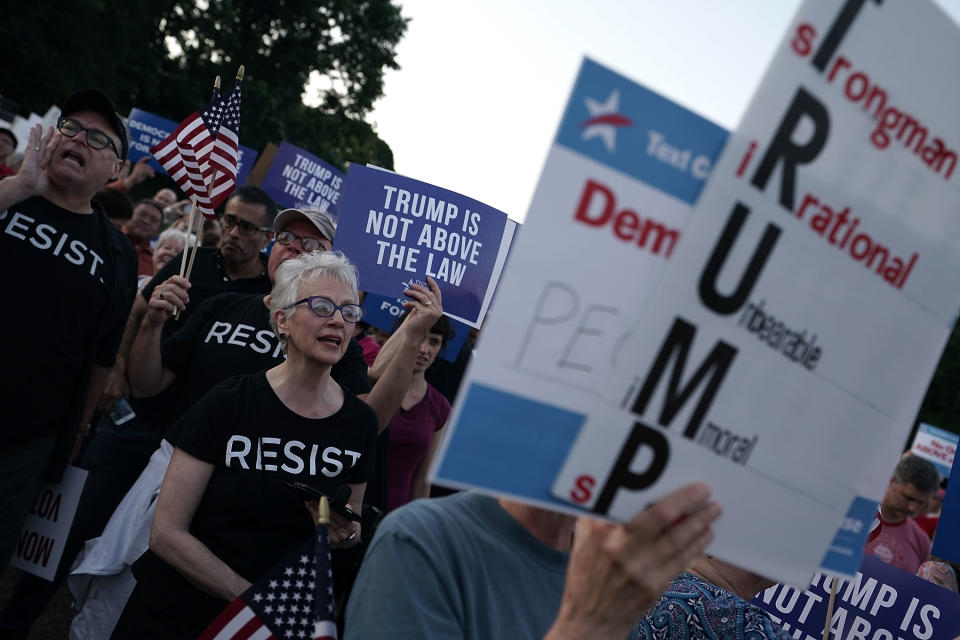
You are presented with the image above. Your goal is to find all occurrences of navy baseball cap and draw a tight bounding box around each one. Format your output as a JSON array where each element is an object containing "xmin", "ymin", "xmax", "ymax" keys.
[{"xmin": 61, "ymin": 89, "xmax": 129, "ymax": 159}]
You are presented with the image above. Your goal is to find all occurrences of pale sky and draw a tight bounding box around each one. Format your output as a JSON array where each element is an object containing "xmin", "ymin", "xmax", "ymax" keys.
[{"xmin": 368, "ymin": 0, "xmax": 960, "ymax": 223}]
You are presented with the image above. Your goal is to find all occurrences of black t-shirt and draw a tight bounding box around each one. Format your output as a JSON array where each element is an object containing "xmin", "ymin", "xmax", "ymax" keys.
[
  {"xmin": 1, "ymin": 196, "xmax": 137, "ymax": 440},
  {"xmin": 141, "ymin": 247, "xmax": 271, "ymax": 339},
  {"xmin": 134, "ymin": 372, "xmax": 378, "ymax": 625},
  {"xmin": 154, "ymin": 292, "xmax": 371, "ymax": 427}
]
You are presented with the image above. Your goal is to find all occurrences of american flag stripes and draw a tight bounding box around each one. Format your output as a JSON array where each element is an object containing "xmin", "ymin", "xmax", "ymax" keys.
[
  {"xmin": 208, "ymin": 83, "xmax": 242, "ymax": 209},
  {"xmin": 199, "ymin": 524, "xmax": 338, "ymax": 640},
  {"xmin": 150, "ymin": 80, "xmax": 242, "ymax": 217}
]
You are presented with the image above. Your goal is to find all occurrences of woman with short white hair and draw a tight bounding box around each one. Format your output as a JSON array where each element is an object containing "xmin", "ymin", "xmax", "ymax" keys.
[{"xmin": 112, "ymin": 251, "xmax": 385, "ymax": 638}]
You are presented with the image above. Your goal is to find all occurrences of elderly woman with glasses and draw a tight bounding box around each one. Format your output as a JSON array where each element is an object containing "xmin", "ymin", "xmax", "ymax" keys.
[{"xmin": 111, "ymin": 251, "xmax": 399, "ymax": 638}]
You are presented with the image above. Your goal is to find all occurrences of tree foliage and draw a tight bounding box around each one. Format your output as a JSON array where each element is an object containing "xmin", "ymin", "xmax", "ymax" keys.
[
  {"xmin": 915, "ymin": 321, "xmax": 960, "ymax": 436},
  {"xmin": 2, "ymin": 0, "xmax": 406, "ymax": 170}
]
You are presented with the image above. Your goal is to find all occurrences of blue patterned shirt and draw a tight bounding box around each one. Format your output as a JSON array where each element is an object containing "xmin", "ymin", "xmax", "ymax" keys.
[{"xmin": 634, "ymin": 572, "xmax": 792, "ymax": 640}]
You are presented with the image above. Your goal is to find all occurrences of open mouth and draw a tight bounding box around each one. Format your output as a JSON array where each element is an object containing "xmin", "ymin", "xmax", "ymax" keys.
[
  {"xmin": 318, "ymin": 335, "xmax": 342, "ymax": 347},
  {"xmin": 62, "ymin": 150, "xmax": 85, "ymax": 167}
]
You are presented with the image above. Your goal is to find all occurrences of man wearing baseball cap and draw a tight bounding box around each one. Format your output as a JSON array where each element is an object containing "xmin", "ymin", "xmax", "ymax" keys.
[{"xmin": 0, "ymin": 89, "xmax": 138, "ymax": 568}]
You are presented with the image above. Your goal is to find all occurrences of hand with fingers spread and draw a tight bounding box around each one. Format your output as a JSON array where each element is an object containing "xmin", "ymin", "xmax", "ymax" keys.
[
  {"xmin": 402, "ymin": 277, "xmax": 443, "ymax": 335},
  {"xmin": 546, "ymin": 483, "xmax": 721, "ymax": 640},
  {"xmin": 145, "ymin": 275, "xmax": 191, "ymax": 328},
  {"xmin": 121, "ymin": 156, "xmax": 155, "ymax": 190},
  {"xmin": 6, "ymin": 124, "xmax": 54, "ymax": 203}
]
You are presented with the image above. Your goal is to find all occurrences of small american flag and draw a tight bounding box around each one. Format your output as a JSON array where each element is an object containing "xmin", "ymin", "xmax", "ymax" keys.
[
  {"xmin": 150, "ymin": 80, "xmax": 242, "ymax": 217},
  {"xmin": 199, "ymin": 524, "xmax": 338, "ymax": 640},
  {"xmin": 207, "ymin": 82, "xmax": 242, "ymax": 209}
]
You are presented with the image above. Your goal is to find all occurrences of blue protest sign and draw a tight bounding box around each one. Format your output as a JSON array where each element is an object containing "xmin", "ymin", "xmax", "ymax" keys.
[
  {"xmin": 261, "ymin": 141, "xmax": 345, "ymax": 220},
  {"xmin": 126, "ymin": 108, "xmax": 257, "ymax": 189},
  {"xmin": 931, "ymin": 452, "xmax": 960, "ymax": 564},
  {"xmin": 127, "ymin": 109, "xmax": 177, "ymax": 171},
  {"xmin": 361, "ymin": 292, "xmax": 469, "ymax": 362},
  {"xmin": 754, "ymin": 556, "xmax": 960, "ymax": 640},
  {"xmin": 335, "ymin": 164, "xmax": 510, "ymax": 328}
]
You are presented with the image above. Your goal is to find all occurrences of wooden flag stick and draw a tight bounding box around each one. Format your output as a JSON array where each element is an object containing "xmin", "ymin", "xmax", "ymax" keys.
[
  {"xmin": 184, "ymin": 169, "xmax": 219, "ymax": 281},
  {"xmin": 236, "ymin": 65, "xmax": 245, "ymax": 82},
  {"xmin": 318, "ymin": 495, "xmax": 330, "ymax": 526},
  {"xmin": 821, "ymin": 574, "xmax": 839, "ymax": 640},
  {"xmin": 178, "ymin": 195, "xmax": 200, "ymax": 280},
  {"xmin": 214, "ymin": 74, "xmax": 221, "ymax": 91}
]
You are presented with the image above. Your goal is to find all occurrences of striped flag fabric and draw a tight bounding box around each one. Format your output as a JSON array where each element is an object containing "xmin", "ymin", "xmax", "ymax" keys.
[
  {"xmin": 150, "ymin": 81, "xmax": 242, "ymax": 217},
  {"xmin": 199, "ymin": 523, "xmax": 338, "ymax": 640},
  {"xmin": 207, "ymin": 82, "xmax": 242, "ymax": 209}
]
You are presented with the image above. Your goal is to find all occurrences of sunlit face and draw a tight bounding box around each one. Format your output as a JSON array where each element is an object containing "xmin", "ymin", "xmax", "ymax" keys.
[
  {"xmin": 219, "ymin": 197, "xmax": 272, "ymax": 266},
  {"xmin": 153, "ymin": 238, "xmax": 184, "ymax": 271},
  {"xmin": 46, "ymin": 110, "xmax": 122, "ymax": 192},
  {"xmin": 153, "ymin": 189, "xmax": 177, "ymax": 208},
  {"xmin": 277, "ymin": 275, "xmax": 355, "ymax": 367},
  {"xmin": 413, "ymin": 331, "xmax": 444, "ymax": 373},
  {"xmin": 881, "ymin": 481, "xmax": 932, "ymax": 522},
  {"xmin": 128, "ymin": 202, "xmax": 162, "ymax": 242},
  {"xmin": 267, "ymin": 218, "xmax": 332, "ymax": 282}
]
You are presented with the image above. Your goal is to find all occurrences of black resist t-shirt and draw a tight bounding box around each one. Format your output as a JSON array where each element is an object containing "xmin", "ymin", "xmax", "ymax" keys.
[
  {"xmin": 157, "ymin": 292, "xmax": 372, "ymax": 427},
  {"xmin": 0, "ymin": 197, "xmax": 136, "ymax": 435},
  {"xmin": 166, "ymin": 372, "xmax": 378, "ymax": 583}
]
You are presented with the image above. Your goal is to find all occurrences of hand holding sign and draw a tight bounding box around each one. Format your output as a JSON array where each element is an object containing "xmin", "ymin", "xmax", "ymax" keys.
[
  {"xmin": 401, "ymin": 277, "xmax": 443, "ymax": 335},
  {"xmin": 546, "ymin": 483, "xmax": 721, "ymax": 640}
]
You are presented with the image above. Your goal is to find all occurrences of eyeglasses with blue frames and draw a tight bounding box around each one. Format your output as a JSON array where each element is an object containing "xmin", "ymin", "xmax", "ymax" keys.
[
  {"xmin": 56, "ymin": 117, "xmax": 121, "ymax": 158},
  {"xmin": 292, "ymin": 296, "xmax": 364, "ymax": 323}
]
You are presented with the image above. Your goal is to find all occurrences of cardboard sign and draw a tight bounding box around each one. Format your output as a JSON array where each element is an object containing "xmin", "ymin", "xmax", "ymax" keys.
[
  {"xmin": 431, "ymin": 59, "xmax": 727, "ymax": 509},
  {"xmin": 260, "ymin": 141, "xmax": 345, "ymax": 220},
  {"xmin": 360, "ymin": 291, "xmax": 470, "ymax": 363},
  {"xmin": 754, "ymin": 556, "xmax": 960, "ymax": 640},
  {"xmin": 8, "ymin": 466, "xmax": 88, "ymax": 581},
  {"xmin": 551, "ymin": 0, "xmax": 960, "ymax": 586},
  {"xmin": 910, "ymin": 423, "xmax": 957, "ymax": 478},
  {"xmin": 127, "ymin": 108, "xmax": 257, "ymax": 188},
  {"xmin": 335, "ymin": 164, "xmax": 513, "ymax": 327}
]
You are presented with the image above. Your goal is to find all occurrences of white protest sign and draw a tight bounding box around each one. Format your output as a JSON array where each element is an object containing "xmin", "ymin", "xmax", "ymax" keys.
[
  {"xmin": 553, "ymin": 0, "xmax": 960, "ymax": 586},
  {"xmin": 9, "ymin": 465, "xmax": 88, "ymax": 581},
  {"xmin": 431, "ymin": 59, "xmax": 728, "ymax": 511}
]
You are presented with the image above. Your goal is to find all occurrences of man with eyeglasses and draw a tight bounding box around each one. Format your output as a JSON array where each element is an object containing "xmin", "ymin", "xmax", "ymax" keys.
[
  {"xmin": 864, "ymin": 454, "xmax": 940, "ymax": 574},
  {"xmin": 0, "ymin": 89, "xmax": 138, "ymax": 570},
  {"xmin": 98, "ymin": 186, "xmax": 280, "ymax": 416}
]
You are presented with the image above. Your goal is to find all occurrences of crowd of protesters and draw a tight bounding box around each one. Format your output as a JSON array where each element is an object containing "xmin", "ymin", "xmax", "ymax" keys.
[{"xmin": 0, "ymin": 87, "xmax": 957, "ymax": 640}]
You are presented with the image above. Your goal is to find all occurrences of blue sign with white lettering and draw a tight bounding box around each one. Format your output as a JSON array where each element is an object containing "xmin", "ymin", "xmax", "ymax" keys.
[
  {"xmin": 555, "ymin": 58, "xmax": 727, "ymax": 205},
  {"xmin": 335, "ymin": 164, "xmax": 509, "ymax": 327},
  {"xmin": 261, "ymin": 141, "xmax": 345, "ymax": 221},
  {"xmin": 753, "ymin": 556, "xmax": 960, "ymax": 640},
  {"xmin": 126, "ymin": 108, "xmax": 257, "ymax": 190}
]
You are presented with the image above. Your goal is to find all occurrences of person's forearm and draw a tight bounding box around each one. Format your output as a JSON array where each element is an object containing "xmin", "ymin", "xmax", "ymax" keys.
[
  {"xmin": 128, "ymin": 319, "xmax": 170, "ymax": 397},
  {"xmin": 117, "ymin": 294, "xmax": 148, "ymax": 364},
  {"xmin": 365, "ymin": 332, "xmax": 419, "ymax": 432},
  {"xmin": 367, "ymin": 323, "xmax": 409, "ymax": 382},
  {"xmin": 150, "ymin": 528, "xmax": 250, "ymax": 601},
  {"xmin": 0, "ymin": 175, "xmax": 34, "ymax": 212}
]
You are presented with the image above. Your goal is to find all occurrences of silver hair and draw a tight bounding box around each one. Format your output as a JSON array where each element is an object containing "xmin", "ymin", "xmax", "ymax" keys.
[
  {"xmin": 156, "ymin": 227, "xmax": 192, "ymax": 250},
  {"xmin": 269, "ymin": 250, "xmax": 360, "ymax": 338}
]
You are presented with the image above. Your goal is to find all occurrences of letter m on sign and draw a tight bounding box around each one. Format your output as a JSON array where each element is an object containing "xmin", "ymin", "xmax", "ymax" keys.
[{"xmin": 630, "ymin": 318, "xmax": 736, "ymax": 440}]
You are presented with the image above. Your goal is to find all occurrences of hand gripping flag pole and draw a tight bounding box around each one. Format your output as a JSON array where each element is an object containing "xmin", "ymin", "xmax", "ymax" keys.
[
  {"xmin": 199, "ymin": 496, "xmax": 339, "ymax": 640},
  {"xmin": 150, "ymin": 66, "xmax": 245, "ymax": 311}
]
